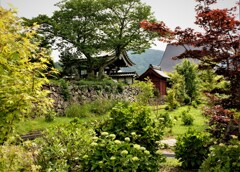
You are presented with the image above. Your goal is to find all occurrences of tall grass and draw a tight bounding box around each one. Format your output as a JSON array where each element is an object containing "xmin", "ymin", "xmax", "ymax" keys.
[{"xmin": 65, "ymin": 99, "xmax": 119, "ymax": 118}]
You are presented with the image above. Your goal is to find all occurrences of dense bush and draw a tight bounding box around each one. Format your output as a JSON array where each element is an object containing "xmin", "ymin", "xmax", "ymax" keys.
[
  {"xmin": 175, "ymin": 129, "xmax": 211, "ymax": 169},
  {"xmin": 181, "ymin": 110, "xmax": 194, "ymax": 126},
  {"xmin": 203, "ymin": 105, "xmax": 239, "ymax": 142},
  {"xmin": 35, "ymin": 119, "xmax": 94, "ymax": 171},
  {"xmin": 158, "ymin": 112, "xmax": 173, "ymax": 128},
  {"xmin": 82, "ymin": 132, "xmax": 165, "ymax": 171},
  {"xmin": 132, "ymin": 78, "xmax": 154, "ymax": 104},
  {"xmin": 166, "ymin": 89, "xmax": 180, "ymax": 110},
  {"xmin": 200, "ymin": 138, "xmax": 240, "ymax": 172},
  {"xmin": 45, "ymin": 110, "xmax": 55, "ymax": 122},
  {"xmin": 96, "ymin": 102, "xmax": 165, "ymax": 153},
  {"xmin": 0, "ymin": 142, "xmax": 40, "ymax": 172}
]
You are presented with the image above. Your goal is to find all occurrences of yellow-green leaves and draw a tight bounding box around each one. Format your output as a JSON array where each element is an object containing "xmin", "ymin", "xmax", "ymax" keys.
[{"xmin": 0, "ymin": 7, "xmax": 54, "ymax": 143}]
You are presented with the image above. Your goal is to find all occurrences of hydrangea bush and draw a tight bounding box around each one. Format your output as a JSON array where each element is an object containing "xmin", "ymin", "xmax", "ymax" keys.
[{"xmin": 82, "ymin": 132, "xmax": 165, "ymax": 171}]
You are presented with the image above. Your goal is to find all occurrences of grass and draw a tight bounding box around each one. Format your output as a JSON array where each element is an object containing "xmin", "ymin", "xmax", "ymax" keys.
[
  {"xmin": 17, "ymin": 103, "xmax": 208, "ymax": 139},
  {"xmin": 16, "ymin": 115, "xmax": 107, "ymax": 135},
  {"xmin": 159, "ymin": 158, "xmax": 182, "ymax": 172},
  {"xmin": 153, "ymin": 104, "xmax": 208, "ymax": 138},
  {"xmin": 16, "ymin": 117, "xmax": 73, "ymax": 135}
]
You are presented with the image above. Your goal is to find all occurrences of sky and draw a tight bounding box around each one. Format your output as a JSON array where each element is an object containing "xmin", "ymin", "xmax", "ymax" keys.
[{"xmin": 1, "ymin": 0, "xmax": 238, "ymax": 60}]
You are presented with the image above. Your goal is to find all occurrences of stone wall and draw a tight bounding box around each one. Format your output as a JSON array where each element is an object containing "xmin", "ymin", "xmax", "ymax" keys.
[{"xmin": 43, "ymin": 84, "xmax": 139, "ymax": 115}]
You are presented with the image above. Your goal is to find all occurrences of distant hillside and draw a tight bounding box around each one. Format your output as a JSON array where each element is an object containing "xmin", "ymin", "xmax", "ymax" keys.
[{"xmin": 121, "ymin": 49, "xmax": 164, "ymax": 75}]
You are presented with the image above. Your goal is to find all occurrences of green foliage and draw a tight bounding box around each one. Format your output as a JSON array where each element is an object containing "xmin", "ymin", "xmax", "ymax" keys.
[
  {"xmin": 97, "ymin": 102, "xmax": 165, "ymax": 153},
  {"xmin": 59, "ymin": 79, "xmax": 71, "ymax": 101},
  {"xmin": 199, "ymin": 68, "xmax": 219, "ymax": 92},
  {"xmin": 29, "ymin": 0, "xmax": 158, "ymax": 78},
  {"xmin": 176, "ymin": 60, "xmax": 199, "ymax": 102},
  {"xmin": 200, "ymin": 138, "xmax": 240, "ymax": 172},
  {"xmin": 89, "ymin": 99, "xmax": 118, "ymax": 116},
  {"xmin": 167, "ymin": 59, "xmax": 200, "ymax": 107},
  {"xmin": 175, "ymin": 129, "xmax": 211, "ymax": 169},
  {"xmin": 77, "ymin": 78, "xmax": 124, "ymax": 93},
  {"xmin": 44, "ymin": 110, "xmax": 55, "ymax": 122},
  {"xmin": 158, "ymin": 112, "xmax": 173, "ymax": 128},
  {"xmin": 65, "ymin": 99, "xmax": 118, "ymax": 118},
  {"xmin": 82, "ymin": 132, "xmax": 165, "ymax": 171},
  {"xmin": 65, "ymin": 103, "xmax": 89, "ymax": 118},
  {"xmin": 16, "ymin": 117, "xmax": 73, "ymax": 135},
  {"xmin": 166, "ymin": 89, "xmax": 180, "ymax": 110},
  {"xmin": 181, "ymin": 110, "xmax": 194, "ymax": 126},
  {"xmin": 153, "ymin": 105, "xmax": 208, "ymax": 138},
  {"xmin": 0, "ymin": 7, "xmax": 54, "ymax": 143},
  {"xmin": 132, "ymin": 78, "xmax": 154, "ymax": 104},
  {"xmin": 0, "ymin": 142, "xmax": 40, "ymax": 172},
  {"xmin": 35, "ymin": 119, "xmax": 94, "ymax": 171}
]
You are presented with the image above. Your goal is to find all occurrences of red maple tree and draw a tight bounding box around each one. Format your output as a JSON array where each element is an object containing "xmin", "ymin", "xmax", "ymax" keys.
[{"xmin": 141, "ymin": 0, "xmax": 240, "ymax": 109}]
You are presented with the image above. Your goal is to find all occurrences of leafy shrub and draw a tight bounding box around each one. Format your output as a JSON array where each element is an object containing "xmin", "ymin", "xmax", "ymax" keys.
[
  {"xmin": 175, "ymin": 129, "xmax": 211, "ymax": 169},
  {"xmin": 158, "ymin": 112, "xmax": 173, "ymax": 128},
  {"xmin": 45, "ymin": 110, "xmax": 55, "ymax": 122},
  {"xmin": 203, "ymin": 105, "xmax": 238, "ymax": 142},
  {"xmin": 82, "ymin": 132, "xmax": 165, "ymax": 171},
  {"xmin": 96, "ymin": 102, "xmax": 165, "ymax": 153},
  {"xmin": 181, "ymin": 110, "xmax": 194, "ymax": 126},
  {"xmin": 0, "ymin": 8, "xmax": 54, "ymax": 144},
  {"xmin": 59, "ymin": 79, "xmax": 71, "ymax": 100},
  {"xmin": 0, "ymin": 142, "xmax": 40, "ymax": 172},
  {"xmin": 35, "ymin": 119, "xmax": 94, "ymax": 171},
  {"xmin": 191, "ymin": 100, "xmax": 198, "ymax": 108},
  {"xmin": 132, "ymin": 78, "xmax": 154, "ymax": 104},
  {"xmin": 200, "ymin": 138, "xmax": 240, "ymax": 172},
  {"xmin": 166, "ymin": 89, "xmax": 180, "ymax": 110}
]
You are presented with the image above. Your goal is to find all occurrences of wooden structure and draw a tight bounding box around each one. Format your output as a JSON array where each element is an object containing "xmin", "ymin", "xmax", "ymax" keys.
[
  {"xmin": 64, "ymin": 51, "xmax": 137, "ymax": 83},
  {"xmin": 109, "ymin": 71, "xmax": 138, "ymax": 84},
  {"xmin": 138, "ymin": 64, "xmax": 169, "ymax": 96}
]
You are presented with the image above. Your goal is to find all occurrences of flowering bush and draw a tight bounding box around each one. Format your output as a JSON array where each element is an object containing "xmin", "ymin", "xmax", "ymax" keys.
[
  {"xmin": 200, "ymin": 138, "xmax": 240, "ymax": 172},
  {"xmin": 96, "ymin": 102, "xmax": 165, "ymax": 153},
  {"xmin": 82, "ymin": 132, "xmax": 165, "ymax": 171}
]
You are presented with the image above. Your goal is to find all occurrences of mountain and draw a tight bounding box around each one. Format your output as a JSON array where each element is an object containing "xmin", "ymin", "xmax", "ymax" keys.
[{"xmin": 121, "ymin": 49, "xmax": 164, "ymax": 75}]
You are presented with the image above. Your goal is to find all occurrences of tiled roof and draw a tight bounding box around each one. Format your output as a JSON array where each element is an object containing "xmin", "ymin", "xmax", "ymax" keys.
[
  {"xmin": 109, "ymin": 72, "xmax": 138, "ymax": 77},
  {"xmin": 153, "ymin": 68, "xmax": 170, "ymax": 78},
  {"xmin": 138, "ymin": 64, "xmax": 169, "ymax": 80},
  {"xmin": 160, "ymin": 44, "xmax": 200, "ymax": 72}
]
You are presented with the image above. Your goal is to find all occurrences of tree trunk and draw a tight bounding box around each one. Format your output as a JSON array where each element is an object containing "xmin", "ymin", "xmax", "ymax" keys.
[{"xmin": 98, "ymin": 66, "xmax": 106, "ymax": 80}]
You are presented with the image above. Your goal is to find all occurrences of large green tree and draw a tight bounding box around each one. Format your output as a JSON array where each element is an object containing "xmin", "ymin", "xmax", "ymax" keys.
[
  {"xmin": 26, "ymin": 0, "xmax": 161, "ymax": 78},
  {"xmin": 0, "ymin": 7, "xmax": 54, "ymax": 143}
]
